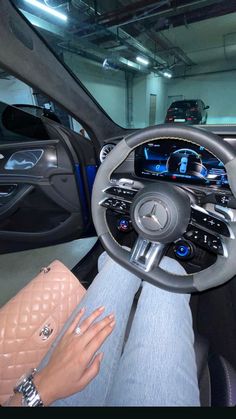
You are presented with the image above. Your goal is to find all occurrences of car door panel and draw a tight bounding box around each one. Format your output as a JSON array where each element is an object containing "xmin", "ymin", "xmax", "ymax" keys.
[{"xmin": 0, "ymin": 103, "xmax": 97, "ymax": 253}]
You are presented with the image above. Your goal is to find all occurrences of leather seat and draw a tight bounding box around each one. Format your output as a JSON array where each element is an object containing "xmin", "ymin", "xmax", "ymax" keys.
[{"xmin": 195, "ymin": 335, "xmax": 236, "ymax": 406}]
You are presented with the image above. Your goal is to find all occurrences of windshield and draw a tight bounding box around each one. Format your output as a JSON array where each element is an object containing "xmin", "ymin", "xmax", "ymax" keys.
[{"xmin": 13, "ymin": 1, "xmax": 236, "ymax": 128}]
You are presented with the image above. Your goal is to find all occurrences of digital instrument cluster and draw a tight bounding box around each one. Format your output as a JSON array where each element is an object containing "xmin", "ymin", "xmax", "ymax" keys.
[{"xmin": 134, "ymin": 138, "xmax": 229, "ymax": 189}]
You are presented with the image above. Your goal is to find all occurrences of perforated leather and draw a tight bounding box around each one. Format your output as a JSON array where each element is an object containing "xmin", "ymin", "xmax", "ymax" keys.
[{"xmin": 0, "ymin": 260, "xmax": 86, "ymax": 404}]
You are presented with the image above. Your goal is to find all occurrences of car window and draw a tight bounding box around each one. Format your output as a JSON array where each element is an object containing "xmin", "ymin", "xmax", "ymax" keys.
[
  {"xmin": 170, "ymin": 101, "xmax": 197, "ymax": 109},
  {"xmin": 12, "ymin": 1, "xmax": 236, "ymax": 127},
  {"xmin": 0, "ymin": 70, "xmax": 89, "ymax": 137}
]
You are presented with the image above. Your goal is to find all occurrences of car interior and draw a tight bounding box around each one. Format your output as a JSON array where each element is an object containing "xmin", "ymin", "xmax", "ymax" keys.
[{"xmin": 1, "ymin": 0, "xmax": 236, "ymax": 407}]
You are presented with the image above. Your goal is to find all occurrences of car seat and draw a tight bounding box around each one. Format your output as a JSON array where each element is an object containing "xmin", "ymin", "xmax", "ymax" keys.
[{"xmin": 195, "ymin": 334, "xmax": 236, "ymax": 406}]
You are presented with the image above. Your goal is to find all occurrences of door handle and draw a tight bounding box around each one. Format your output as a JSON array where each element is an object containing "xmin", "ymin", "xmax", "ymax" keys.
[{"xmin": 0, "ymin": 184, "xmax": 17, "ymax": 197}]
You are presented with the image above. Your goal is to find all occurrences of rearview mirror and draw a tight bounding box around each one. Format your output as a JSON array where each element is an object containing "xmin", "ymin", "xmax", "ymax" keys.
[
  {"xmin": 204, "ymin": 105, "xmax": 210, "ymax": 110},
  {"xmin": 12, "ymin": 104, "xmax": 61, "ymax": 123}
]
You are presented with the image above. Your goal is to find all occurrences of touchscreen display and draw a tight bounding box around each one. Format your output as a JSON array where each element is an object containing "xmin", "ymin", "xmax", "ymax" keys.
[{"xmin": 135, "ymin": 139, "xmax": 229, "ymax": 189}]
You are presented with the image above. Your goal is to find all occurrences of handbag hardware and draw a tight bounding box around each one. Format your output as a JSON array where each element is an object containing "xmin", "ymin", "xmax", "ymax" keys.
[
  {"xmin": 39, "ymin": 324, "xmax": 54, "ymax": 340},
  {"xmin": 40, "ymin": 267, "xmax": 51, "ymax": 274}
]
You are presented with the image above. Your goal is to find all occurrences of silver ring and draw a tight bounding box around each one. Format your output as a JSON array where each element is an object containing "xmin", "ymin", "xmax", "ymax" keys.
[{"xmin": 74, "ymin": 326, "xmax": 83, "ymax": 336}]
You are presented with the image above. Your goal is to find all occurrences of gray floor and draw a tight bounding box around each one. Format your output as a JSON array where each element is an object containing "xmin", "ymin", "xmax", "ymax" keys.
[{"xmin": 0, "ymin": 237, "xmax": 97, "ymax": 307}]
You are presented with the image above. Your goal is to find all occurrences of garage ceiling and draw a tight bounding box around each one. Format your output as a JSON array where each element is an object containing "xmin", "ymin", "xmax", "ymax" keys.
[
  {"xmin": 161, "ymin": 12, "xmax": 236, "ymax": 66},
  {"xmin": 13, "ymin": 0, "xmax": 236, "ymax": 77}
]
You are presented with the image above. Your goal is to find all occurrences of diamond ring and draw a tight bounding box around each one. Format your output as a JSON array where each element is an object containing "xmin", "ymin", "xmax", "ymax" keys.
[{"xmin": 74, "ymin": 326, "xmax": 83, "ymax": 336}]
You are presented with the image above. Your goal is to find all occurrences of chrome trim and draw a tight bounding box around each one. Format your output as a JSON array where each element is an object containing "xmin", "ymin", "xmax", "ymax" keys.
[
  {"xmin": 130, "ymin": 237, "xmax": 165, "ymax": 272},
  {"xmin": 118, "ymin": 178, "xmax": 134, "ymax": 186},
  {"xmin": 0, "ymin": 184, "xmax": 17, "ymax": 197},
  {"xmin": 191, "ymin": 203, "xmax": 208, "ymax": 214},
  {"xmin": 214, "ymin": 205, "xmax": 235, "ymax": 222},
  {"xmin": 99, "ymin": 143, "xmax": 116, "ymax": 163},
  {"xmin": 100, "ymin": 195, "xmax": 132, "ymax": 206}
]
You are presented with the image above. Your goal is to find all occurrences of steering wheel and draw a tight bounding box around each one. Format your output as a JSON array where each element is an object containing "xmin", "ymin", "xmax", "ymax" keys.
[{"xmin": 92, "ymin": 124, "xmax": 236, "ymax": 293}]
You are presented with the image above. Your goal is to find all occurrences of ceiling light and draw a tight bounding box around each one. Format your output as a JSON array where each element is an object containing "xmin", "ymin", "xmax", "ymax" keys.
[
  {"xmin": 102, "ymin": 58, "xmax": 119, "ymax": 71},
  {"xmin": 163, "ymin": 70, "xmax": 172, "ymax": 79},
  {"xmin": 136, "ymin": 56, "xmax": 149, "ymax": 66},
  {"xmin": 24, "ymin": 0, "xmax": 68, "ymax": 21}
]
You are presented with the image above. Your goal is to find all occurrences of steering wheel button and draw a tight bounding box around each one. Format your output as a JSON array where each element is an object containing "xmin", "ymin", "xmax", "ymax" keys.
[
  {"xmin": 185, "ymin": 224, "xmax": 224, "ymax": 255},
  {"xmin": 215, "ymin": 194, "xmax": 230, "ymax": 206},
  {"xmin": 117, "ymin": 217, "xmax": 131, "ymax": 232},
  {"xmin": 106, "ymin": 186, "xmax": 137, "ymax": 201},
  {"xmin": 209, "ymin": 219, "xmax": 230, "ymax": 237},
  {"xmin": 101, "ymin": 199, "xmax": 112, "ymax": 208},
  {"xmin": 208, "ymin": 239, "xmax": 223, "ymax": 255},
  {"xmin": 173, "ymin": 241, "xmax": 193, "ymax": 260},
  {"xmin": 191, "ymin": 208, "xmax": 230, "ymax": 237}
]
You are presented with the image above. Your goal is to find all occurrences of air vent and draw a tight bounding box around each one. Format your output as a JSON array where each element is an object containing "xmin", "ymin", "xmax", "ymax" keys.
[{"xmin": 99, "ymin": 143, "xmax": 115, "ymax": 162}]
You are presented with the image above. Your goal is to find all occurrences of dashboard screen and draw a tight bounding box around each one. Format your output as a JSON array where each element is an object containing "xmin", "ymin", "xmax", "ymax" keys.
[{"xmin": 135, "ymin": 139, "xmax": 229, "ymax": 189}]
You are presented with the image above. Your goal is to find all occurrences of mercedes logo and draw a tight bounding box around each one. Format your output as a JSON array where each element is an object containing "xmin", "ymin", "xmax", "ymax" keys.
[
  {"xmin": 141, "ymin": 204, "xmax": 166, "ymax": 229},
  {"xmin": 138, "ymin": 200, "xmax": 168, "ymax": 232}
]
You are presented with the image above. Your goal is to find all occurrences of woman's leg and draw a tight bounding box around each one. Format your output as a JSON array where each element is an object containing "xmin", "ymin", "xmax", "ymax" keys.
[
  {"xmin": 106, "ymin": 257, "xmax": 200, "ymax": 406},
  {"xmin": 38, "ymin": 252, "xmax": 141, "ymax": 406}
]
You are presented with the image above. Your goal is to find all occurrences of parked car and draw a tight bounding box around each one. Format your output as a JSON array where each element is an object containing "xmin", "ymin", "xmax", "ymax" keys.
[{"xmin": 165, "ymin": 99, "xmax": 209, "ymax": 124}]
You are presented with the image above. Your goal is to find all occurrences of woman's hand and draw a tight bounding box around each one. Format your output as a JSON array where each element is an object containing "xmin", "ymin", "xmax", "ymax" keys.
[{"xmin": 34, "ymin": 306, "xmax": 115, "ymax": 405}]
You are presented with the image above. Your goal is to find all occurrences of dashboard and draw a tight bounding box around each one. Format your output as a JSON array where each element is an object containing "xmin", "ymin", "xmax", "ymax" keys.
[
  {"xmin": 134, "ymin": 138, "xmax": 229, "ymax": 190},
  {"xmin": 101, "ymin": 129, "xmax": 236, "ymax": 194}
]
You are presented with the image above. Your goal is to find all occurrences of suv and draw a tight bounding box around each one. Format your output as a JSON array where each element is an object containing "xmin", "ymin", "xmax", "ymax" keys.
[{"xmin": 165, "ymin": 99, "xmax": 209, "ymax": 124}]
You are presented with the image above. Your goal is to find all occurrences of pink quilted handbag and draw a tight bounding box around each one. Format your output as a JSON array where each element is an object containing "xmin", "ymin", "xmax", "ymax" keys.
[{"xmin": 0, "ymin": 260, "xmax": 86, "ymax": 404}]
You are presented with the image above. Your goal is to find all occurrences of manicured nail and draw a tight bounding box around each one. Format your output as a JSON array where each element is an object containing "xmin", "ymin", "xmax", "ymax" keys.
[
  {"xmin": 109, "ymin": 320, "xmax": 116, "ymax": 328},
  {"xmin": 98, "ymin": 306, "xmax": 105, "ymax": 311},
  {"xmin": 108, "ymin": 313, "xmax": 115, "ymax": 320}
]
